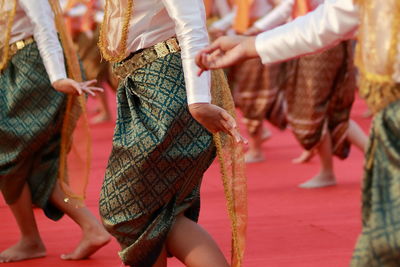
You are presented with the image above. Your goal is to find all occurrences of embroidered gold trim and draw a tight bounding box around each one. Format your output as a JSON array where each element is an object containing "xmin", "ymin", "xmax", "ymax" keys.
[
  {"xmin": 112, "ymin": 37, "xmax": 180, "ymax": 79},
  {"xmin": 8, "ymin": 36, "xmax": 34, "ymax": 58},
  {"xmin": 98, "ymin": 0, "xmax": 134, "ymax": 62}
]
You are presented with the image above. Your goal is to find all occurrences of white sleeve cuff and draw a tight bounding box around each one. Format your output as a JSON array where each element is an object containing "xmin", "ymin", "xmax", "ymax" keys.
[
  {"xmin": 183, "ymin": 58, "xmax": 211, "ymax": 105},
  {"xmin": 45, "ymin": 54, "xmax": 67, "ymax": 84}
]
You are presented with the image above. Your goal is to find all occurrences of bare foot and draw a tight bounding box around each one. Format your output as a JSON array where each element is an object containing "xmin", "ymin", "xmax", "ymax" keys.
[
  {"xmin": 299, "ymin": 172, "xmax": 336, "ymax": 189},
  {"xmin": 292, "ymin": 150, "xmax": 315, "ymax": 164},
  {"xmin": 60, "ymin": 225, "xmax": 111, "ymax": 260},
  {"xmin": 245, "ymin": 151, "xmax": 265, "ymax": 163},
  {"xmin": 0, "ymin": 240, "xmax": 46, "ymax": 263},
  {"xmin": 261, "ymin": 127, "xmax": 272, "ymax": 142},
  {"xmin": 91, "ymin": 112, "xmax": 111, "ymax": 124},
  {"xmin": 362, "ymin": 109, "xmax": 372, "ymax": 118}
]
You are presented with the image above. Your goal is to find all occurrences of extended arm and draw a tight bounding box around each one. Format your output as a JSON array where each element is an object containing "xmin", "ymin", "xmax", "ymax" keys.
[
  {"xmin": 19, "ymin": 0, "xmax": 67, "ymax": 83},
  {"xmin": 197, "ymin": 0, "xmax": 359, "ymax": 70},
  {"xmin": 256, "ymin": 0, "xmax": 359, "ymax": 64},
  {"xmin": 162, "ymin": 0, "xmax": 212, "ymax": 104},
  {"xmin": 253, "ymin": 0, "xmax": 294, "ymax": 31}
]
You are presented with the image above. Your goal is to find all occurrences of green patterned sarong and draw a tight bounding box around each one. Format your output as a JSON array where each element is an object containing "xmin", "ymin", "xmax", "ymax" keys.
[
  {"xmin": 0, "ymin": 42, "xmax": 66, "ymax": 220},
  {"xmin": 99, "ymin": 52, "xmax": 216, "ymax": 267},
  {"xmin": 351, "ymin": 99, "xmax": 400, "ymax": 266}
]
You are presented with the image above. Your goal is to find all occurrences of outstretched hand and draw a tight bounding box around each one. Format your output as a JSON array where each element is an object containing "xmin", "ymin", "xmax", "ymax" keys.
[
  {"xmin": 189, "ymin": 103, "xmax": 247, "ymax": 144},
  {"xmin": 52, "ymin": 78, "xmax": 104, "ymax": 96},
  {"xmin": 196, "ymin": 36, "xmax": 258, "ymax": 75}
]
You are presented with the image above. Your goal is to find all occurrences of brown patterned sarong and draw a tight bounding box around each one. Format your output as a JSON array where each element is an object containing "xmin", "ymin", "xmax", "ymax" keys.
[
  {"xmin": 284, "ymin": 41, "xmax": 356, "ymax": 158},
  {"xmin": 229, "ymin": 58, "xmax": 282, "ymax": 135},
  {"xmin": 0, "ymin": 42, "xmax": 66, "ymax": 220},
  {"xmin": 99, "ymin": 52, "xmax": 216, "ymax": 267}
]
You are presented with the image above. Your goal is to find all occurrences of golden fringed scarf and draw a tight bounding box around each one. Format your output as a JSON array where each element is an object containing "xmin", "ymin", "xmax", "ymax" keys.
[
  {"xmin": 99, "ymin": 1, "xmax": 247, "ymax": 265},
  {"xmin": 48, "ymin": 0, "xmax": 92, "ymax": 203},
  {"xmin": 0, "ymin": 0, "xmax": 17, "ymax": 71},
  {"xmin": 355, "ymin": 0, "xmax": 400, "ymax": 113},
  {"xmin": 98, "ymin": 0, "xmax": 133, "ymax": 62},
  {"xmin": 211, "ymin": 69, "xmax": 247, "ymax": 267}
]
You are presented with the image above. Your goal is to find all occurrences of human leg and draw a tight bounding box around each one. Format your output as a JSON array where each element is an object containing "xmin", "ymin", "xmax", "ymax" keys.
[
  {"xmin": 245, "ymin": 125, "xmax": 271, "ymax": 163},
  {"xmin": 0, "ymin": 183, "xmax": 46, "ymax": 263},
  {"xmin": 231, "ymin": 59, "xmax": 276, "ymax": 163},
  {"xmin": 292, "ymin": 149, "xmax": 315, "ymax": 164},
  {"xmin": 49, "ymin": 182, "xmax": 110, "ymax": 260},
  {"xmin": 99, "ymin": 53, "xmax": 217, "ymax": 267},
  {"xmin": 166, "ymin": 215, "xmax": 229, "ymax": 267},
  {"xmin": 347, "ymin": 119, "xmax": 368, "ymax": 152},
  {"xmin": 299, "ymin": 132, "xmax": 336, "ymax": 188}
]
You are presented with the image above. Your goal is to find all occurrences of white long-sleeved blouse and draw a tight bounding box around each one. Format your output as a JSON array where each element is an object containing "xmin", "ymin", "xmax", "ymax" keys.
[
  {"xmin": 255, "ymin": 0, "xmax": 359, "ymax": 64},
  {"xmin": 105, "ymin": 0, "xmax": 212, "ymax": 105},
  {"xmin": 10, "ymin": 0, "xmax": 67, "ymax": 83}
]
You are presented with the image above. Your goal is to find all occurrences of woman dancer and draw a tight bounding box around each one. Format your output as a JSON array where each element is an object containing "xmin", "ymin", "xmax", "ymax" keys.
[
  {"xmin": 198, "ymin": 0, "xmax": 400, "ymax": 264},
  {"xmin": 0, "ymin": 0, "xmax": 109, "ymax": 262},
  {"xmin": 98, "ymin": 0, "xmax": 244, "ymax": 266}
]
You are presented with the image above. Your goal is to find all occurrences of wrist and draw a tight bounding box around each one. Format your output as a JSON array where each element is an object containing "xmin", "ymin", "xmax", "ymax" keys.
[
  {"xmin": 52, "ymin": 78, "xmax": 65, "ymax": 86},
  {"xmin": 189, "ymin": 102, "xmax": 209, "ymax": 110},
  {"xmin": 241, "ymin": 37, "xmax": 258, "ymax": 58}
]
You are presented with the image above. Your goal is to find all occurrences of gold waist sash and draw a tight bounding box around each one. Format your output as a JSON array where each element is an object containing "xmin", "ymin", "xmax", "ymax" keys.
[
  {"xmin": 113, "ymin": 37, "xmax": 180, "ymax": 80},
  {"xmin": 9, "ymin": 36, "xmax": 34, "ymax": 59}
]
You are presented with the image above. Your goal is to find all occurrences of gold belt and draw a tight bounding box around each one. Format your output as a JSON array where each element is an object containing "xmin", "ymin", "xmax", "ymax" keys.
[
  {"xmin": 9, "ymin": 37, "xmax": 34, "ymax": 58},
  {"xmin": 113, "ymin": 37, "xmax": 180, "ymax": 80}
]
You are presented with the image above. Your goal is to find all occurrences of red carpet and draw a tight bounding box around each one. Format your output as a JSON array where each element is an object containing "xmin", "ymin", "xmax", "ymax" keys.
[{"xmin": 0, "ymin": 92, "xmax": 371, "ymax": 267}]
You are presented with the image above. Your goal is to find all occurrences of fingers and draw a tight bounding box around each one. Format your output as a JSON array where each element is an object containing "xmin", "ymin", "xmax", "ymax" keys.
[
  {"xmin": 196, "ymin": 38, "xmax": 225, "ymax": 74},
  {"xmin": 78, "ymin": 80, "xmax": 103, "ymax": 96},
  {"xmin": 202, "ymin": 38, "xmax": 224, "ymax": 54},
  {"xmin": 82, "ymin": 86, "xmax": 104, "ymax": 96},
  {"xmin": 208, "ymin": 45, "xmax": 245, "ymax": 69},
  {"xmin": 219, "ymin": 111, "xmax": 247, "ymax": 144},
  {"xmin": 71, "ymin": 81, "xmax": 83, "ymax": 95},
  {"xmin": 196, "ymin": 52, "xmax": 209, "ymax": 76},
  {"xmin": 81, "ymin": 79, "xmax": 98, "ymax": 87}
]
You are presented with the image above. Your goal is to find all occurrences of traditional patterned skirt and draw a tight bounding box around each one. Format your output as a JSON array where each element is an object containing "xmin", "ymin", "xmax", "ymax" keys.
[
  {"xmin": 284, "ymin": 41, "xmax": 355, "ymax": 158},
  {"xmin": 99, "ymin": 52, "xmax": 216, "ymax": 266},
  {"xmin": 229, "ymin": 58, "xmax": 282, "ymax": 135},
  {"xmin": 351, "ymin": 99, "xmax": 400, "ymax": 266},
  {"xmin": 0, "ymin": 42, "xmax": 66, "ymax": 220}
]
